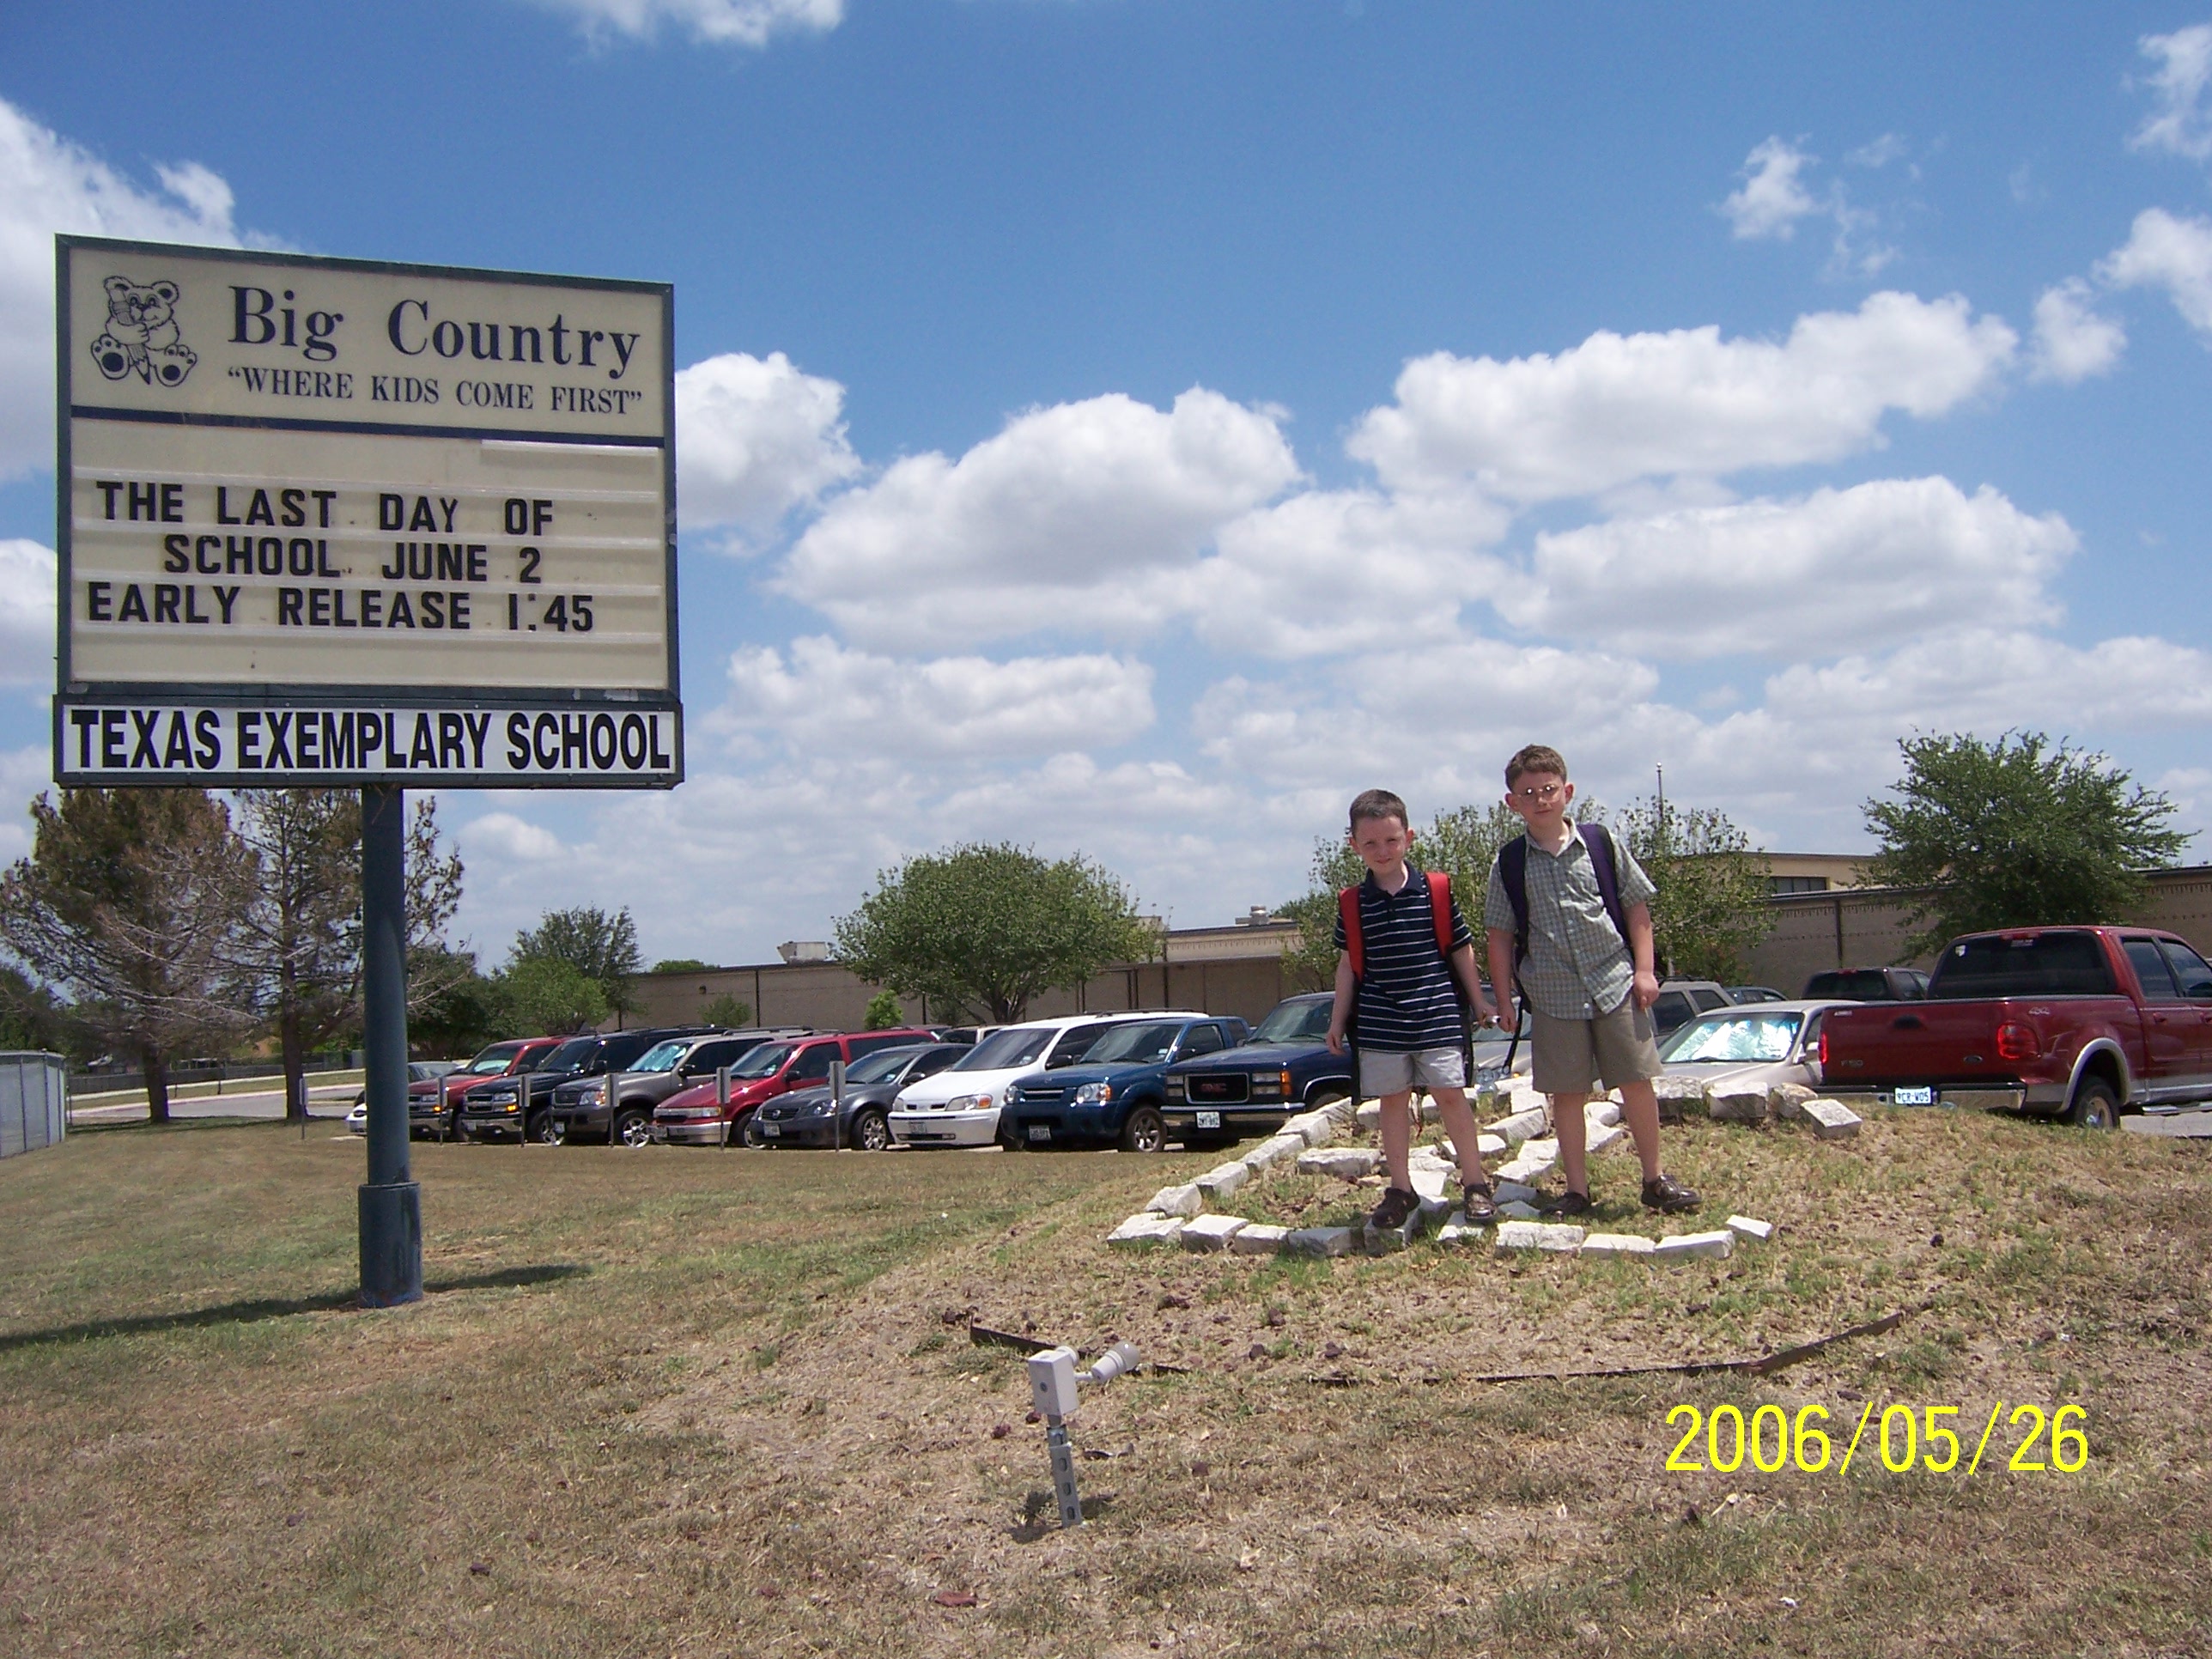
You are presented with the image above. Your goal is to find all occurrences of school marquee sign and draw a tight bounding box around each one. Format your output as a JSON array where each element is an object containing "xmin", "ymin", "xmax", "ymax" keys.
[{"xmin": 53, "ymin": 236, "xmax": 682, "ymax": 787}]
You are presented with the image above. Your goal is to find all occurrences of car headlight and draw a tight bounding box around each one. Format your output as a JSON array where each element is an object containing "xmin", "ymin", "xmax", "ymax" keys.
[
  {"xmin": 947, "ymin": 1091, "xmax": 997, "ymax": 1113},
  {"xmin": 1165, "ymin": 1076, "xmax": 1186, "ymax": 1098},
  {"xmin": 1072, "ymin": 1082, "xmax": 1110, "ymax": 1104},
  {"xmin": 583, "ymin": 1082, "xmax": 604, "ymax": 1103},
  {"xmin": 809, "ymin": 1098, "xmax": 834, "ymax": 1115}
]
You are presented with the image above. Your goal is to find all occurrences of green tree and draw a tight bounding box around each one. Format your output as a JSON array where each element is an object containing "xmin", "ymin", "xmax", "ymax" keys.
[
  {"xmin": 227, "ymin": 791, "xmax": 465, "ymax": 1120},
  {"xmin": 0, "ymin": 789, "xmax": 256, "ymax": 1121},
  {"xmin": 832, "ymin": 842, "xmax": 1154, "ymax": 1024},
  {"xmin": 408, "ymin": 945, "xmax": 502, "ymax": 1057},
  {"xmin": 700, "ymin": 993, "xmax": 754, "ymax": 1029},
  {"xmin": 1863, "ymin": 730, "xmax": 2191, "ymax": 956},
  {"xmin": 0, "ymin": 963, "xmax": 65, "ymax": 1053},
  {"xmin": 495, "ymin": 956, "xmax": 608, "ymax": 1035},
  {"xmin": 510, "ymin": 906, "xmax": 642, "ymax": 1021},
  {"xmin": 1613, "ymin": 797, "xmax": 1773, "ymax": 981},
  {"xmin": 652, "ymin": 957, "xmax": 712, "ymax": 975},
  {"xmin": 862, "ymin": 988, "xmax": 905, "ymax": 1030}
]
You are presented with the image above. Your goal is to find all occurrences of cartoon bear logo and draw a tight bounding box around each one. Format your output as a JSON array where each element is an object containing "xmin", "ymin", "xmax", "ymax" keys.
[{"xmin": 89, "ymin": 275, "xmax": 198, "ymax": 388}]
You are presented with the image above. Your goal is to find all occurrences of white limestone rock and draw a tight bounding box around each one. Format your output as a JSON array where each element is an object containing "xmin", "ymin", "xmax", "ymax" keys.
[
  {"xmin": 1492, "ymin": 1179, "xmax": 1538, "ymax": 1206},
  {"xmin": 1705, "ymin": 1085, "xmax": 1770, "ymax": 1123},
  {"xmin": 1496, "ymin": 1200, "xmax": 1542, "ymax": 1220},
  {"xmin": 1108, "ymin": 1212, "xmax": 1187, "ymax": 1247},
  {"xmin": 1283, "ymin": 1224, "xmax": 1357, "ymax": 1258},
  {"xmin": 1243, "ymin": 1133, "xmax": 1307, "ymax": 1173},
  {"xmin": 1476, "ymin": 1132, "xmax": 1508, "ymax": 1158},
  {"xmin": 1230, "ymin": 1221, "xmax": 1289, "ymax": 1255},
  {"xmin": 1651, "ymin": 1230, "xmax": 1735, "ymax": 1263},
  {"xmin": 1408, "ymin": 1163, "xmax": 1451, "ymax": 1201},
  {"xmin": 1802, "ymin": 1098, "xmax": 1863, "ymax": 1140},
  {"xmin": 1495, "ymin": 1219, "xmax": 1586, "ymax": 1253},
  {"xmin": 1769, "ymin": 1083, "xmax": 1816, "ymax": 1121},
  {"xmin": 1584, "ymin": 1123, "xmax": 1626, "ymax": 1155},
  {"xmin": 1354, "ymin": 1099, "xmax": 1382, "ymax": 1132},
  {"xmin": 1581, "ymin": 1232, "xmax": 1656, "ymax": 1258},
  {"xmin": 1146, "ymin": 1182, "xmax": 1204, "ymax": 1218},
  {"xmin": 1436, "ymin": 1209, "xmax": 1488, "ymax": 1245},
  {"xmin": 1297, "ymin": 1146, "xmax": 1380, "ymax": 1181},
  {"xmin": 1197, "ymin": 1162, "xmax": 1250, "ymax": 1201},
  {"xmin": 1490, "ymin": 1106, "xmax": 1551, "ymax": 1146},
  {"xmin": 1726, "ymin": 1214, "xmax": 1774, "ymax": 1243},
  {"xmin": 1180, "ymin": 1213, "xmax": 1250, "ymax": 1252},
  {"xmin": 1584, "ymin": 1099, "xmax": 1622, "ymax": 1129}
]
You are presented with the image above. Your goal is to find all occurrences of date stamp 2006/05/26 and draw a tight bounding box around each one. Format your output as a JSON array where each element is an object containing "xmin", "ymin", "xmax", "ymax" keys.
[{"xmin": 1663, "ymin": 1401, "xmax": 2088, "ymax": 1477}]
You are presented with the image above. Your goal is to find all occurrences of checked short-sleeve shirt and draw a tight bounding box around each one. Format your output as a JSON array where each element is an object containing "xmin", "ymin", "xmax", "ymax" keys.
[
  {"xmin": 1332, "ymin": 862, "xmax": 1475, "ymax": 1052},
  {"xmin": 1484, "ymin": 823, "xmax": 1656, "ymax": 1020}
]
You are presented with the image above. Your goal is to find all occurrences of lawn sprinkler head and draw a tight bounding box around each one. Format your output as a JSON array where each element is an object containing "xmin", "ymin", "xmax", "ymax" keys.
[{"xmin": 1083, "ymin": 1340, "xmax": 1141, "ymax": 1385}]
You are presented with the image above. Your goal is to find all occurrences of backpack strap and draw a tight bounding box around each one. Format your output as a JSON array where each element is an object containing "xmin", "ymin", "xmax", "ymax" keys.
[
  {"xmin": 1578, "ymin": 823, "xmax": 1630, "ymax": 944},
  {"xmin": 1338, "ymin": 884, "xmax": 1364, "ymax": 980},
  {"xmin": 1500, "ymin": 836, "xmax": 1531, "ymax": 966},
  {"xmin": 1425, "ymin": 869, "xmax": 1455, "ymax": 959}
]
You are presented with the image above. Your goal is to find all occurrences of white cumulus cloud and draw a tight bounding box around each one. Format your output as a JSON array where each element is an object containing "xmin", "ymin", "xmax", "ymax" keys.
[
  {"xmin": 2100, "ymin": 207, "xmax": 2212, "ymax": 337},
  {"xmin": 1721, "ymin": 137, "xmax": 1821, "ymax": 240},
  {"xmin": 526, "ymin": 0, "xmax": 842, "ymax": 47},
  {"xmin": 0, "ymin": 98, "xmax": 245, "ymax": 478},
  {"xmin": 714, "ymin": 636, "xmax": 1154, "ymax": 759},
  {"xmin": 2029, "ymin": 278, "xmax": 2126, "ymax": 382},
  {"xmin": 676, "ymin": 351, "xmax": 861, "ymax": 547},
  {"xmin": 776, "ymin": 387, "xmax": 1300, "ymax": 648},
  {"xmin": 2131, "ymin": 24, "xmax": 2212, "ymax": 161},
  {"xmin": 1347, "ymin": 292, "xmax": 2017, "ymax": 503},
  {"xmin": 1498, "ymin": 479, "xmax": 2075, "ymax": 660},
  {"xmin": 0, "ymin": 539, "xmax": 55, "ymax": 684}
]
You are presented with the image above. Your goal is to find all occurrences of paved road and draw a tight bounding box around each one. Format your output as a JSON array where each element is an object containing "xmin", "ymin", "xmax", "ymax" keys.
[
  {"xmin": 71, "ymin": 1085, "xmax": 358, "ymax": 1125},
  {"xmin": 2124, "ymin": 1109, "xmax": 2212, "ymax": 1139}
]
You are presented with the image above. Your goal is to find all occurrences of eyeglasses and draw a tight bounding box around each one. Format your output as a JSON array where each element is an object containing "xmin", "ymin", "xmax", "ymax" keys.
[{"xmin": 1512, "ymin": 782, "xmax": 1564, "ymax": 802}]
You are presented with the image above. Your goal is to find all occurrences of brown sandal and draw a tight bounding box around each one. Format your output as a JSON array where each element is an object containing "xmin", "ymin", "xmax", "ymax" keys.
[
  {"xmin": 1461, "ymin": 1181, "xmax": 1497, "ymax": 1223},
  {"xmin": 1367, "ymin": 1186, "xmax": 1419, "ymax": 1231}
]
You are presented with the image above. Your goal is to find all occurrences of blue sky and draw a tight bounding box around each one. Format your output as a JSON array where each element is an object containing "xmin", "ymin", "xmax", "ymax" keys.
[{"xmin": 4, "ymin": 2, "xmax": 2212, "ymax": 967}]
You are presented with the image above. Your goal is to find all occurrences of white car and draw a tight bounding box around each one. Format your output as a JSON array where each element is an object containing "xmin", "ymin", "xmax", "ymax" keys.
[{"xmin": 890, "ymin": 1011, "xmax": 1209, "ymax": 1148}]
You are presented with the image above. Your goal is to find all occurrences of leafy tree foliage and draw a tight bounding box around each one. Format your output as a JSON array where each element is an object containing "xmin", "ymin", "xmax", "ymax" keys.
[
  {"xmin": 510, "ymin": 906, "xmax": 642, "ymax": 1020},
  {"xmin": 700, "ymin": 993, "xmax": 753, "ymax": 1029},
  {"xmin": 832, "ymin": 843, "xmax": 1153, "ymax": 1024},
  {"xmin": 862, "ymin": 988, "xmax": 906, "ymax": 1030},
  {"xmin": 495, "ymin": 956, "xmax": 608, "ymax": 1035},
  {"xmin": 652, "ymin": 957, "xmax": 713, "ymax": 975},
  {"xmin": 0, "ymin": 789, "xmax": 256, "ymax": 1121},
  {"xmin": 1613, "ymin": 797, "xmax": 1773, "ymax": 981},
  {"xmin": 1863, "ymin": 731, "xmax": 2191, "ymax": 955},
  {"xmin": 0, "ymin": 963, "xmax": 65, "ymax": 1053},
  {"xmin": 407, "ymin": 945, "xmax": 502, "ymax": 1058}
]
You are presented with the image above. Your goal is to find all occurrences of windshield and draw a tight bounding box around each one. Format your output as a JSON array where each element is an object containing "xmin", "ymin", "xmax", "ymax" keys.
[
  {"xmin": 955, "ymin": 1026, "xmax": 1055, "ymax": 1071},
  {"xmin": 632, "ymin": 1040, "xmax": 689, "ymax": 1073},
  {"xmin": 1081, "ymin": 1021, "xmax": 1185, "ymax": 1064},
  {"xmin": 729, "ymin": 1042, "xmax": 794, "ymax": 1079},
  {"xmin": 465, "ymin": 1042, "xmax": 524, "ymax": 1074},
  {"xmin": 1661, "ymin": 1012, "xmax": 1804, "ymax": 1064},
  {"xmin": 1251, "ymin": 1000, "xmax": 1332, "ymax": 1044},
  {"xmin": 846, "ymin": 1046, "xmax": 925, "ymax": 1084},
  {"xmin": 539, "ymin": 1036, "xmax": 599, "ymax": 1073},
  {"xmin": 1929, "ymin": 932, "xmax": 2116, "ymax": 999}
]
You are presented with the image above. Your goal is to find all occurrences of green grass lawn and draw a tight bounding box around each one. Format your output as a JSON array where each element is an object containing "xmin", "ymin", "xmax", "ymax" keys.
[{"xmin": 2, "ymin": 1109, "xmax": 2208, "ymax": 1656}]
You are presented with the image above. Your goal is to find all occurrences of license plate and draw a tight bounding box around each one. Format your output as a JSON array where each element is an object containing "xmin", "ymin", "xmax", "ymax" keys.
[
  {"xmin": 1893, "ymin": 1085, "xmax": 1935, "ymax": 1106},
  {"xmin": 762, "ymin": 1123, "xmax": 781, "ymax": 1136},
  {"xmin": 1026, "ymin": 1124, "xmax": 1052, "ymax": 1142},
  {"xmin": 1195, "ymin": 1110, "xmax": 1221, "ymax": 1130}
]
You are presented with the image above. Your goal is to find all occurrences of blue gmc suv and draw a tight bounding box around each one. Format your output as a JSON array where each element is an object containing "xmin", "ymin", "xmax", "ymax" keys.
[
  {"xmin": 1159, "ymin": 993, "xmax": 1352, "ymax": 1146},
  {"xmin": 1000, "ymin": 1014, "xmax": 1249, "ymax": 1152}
]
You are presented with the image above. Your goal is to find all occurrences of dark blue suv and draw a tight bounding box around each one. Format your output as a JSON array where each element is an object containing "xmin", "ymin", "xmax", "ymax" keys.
[
  {"xmin": 1161, "ymin": 993, "xmax": 1352, "ymax": 1146},
  {"xmin": 1002, "ymin": 1015, "xmax": 1249, "ymax": 1152}
]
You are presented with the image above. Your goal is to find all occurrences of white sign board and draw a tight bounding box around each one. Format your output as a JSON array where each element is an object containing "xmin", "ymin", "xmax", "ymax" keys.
[{"xmin": 55, "ymin": 236, "xmax": 680, "ymax": 787}]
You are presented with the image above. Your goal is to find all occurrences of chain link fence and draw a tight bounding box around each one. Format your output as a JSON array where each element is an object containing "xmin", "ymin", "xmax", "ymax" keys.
[{"xmin": 1, "ymin": 1053, "xmax": 68, "ymax": 1159}]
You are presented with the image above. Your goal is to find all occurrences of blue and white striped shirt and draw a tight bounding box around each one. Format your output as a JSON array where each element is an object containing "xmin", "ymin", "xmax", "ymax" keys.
[{"xmin": 1333, "ymin": 863, "xmax": 1474, "ymax": 1052}]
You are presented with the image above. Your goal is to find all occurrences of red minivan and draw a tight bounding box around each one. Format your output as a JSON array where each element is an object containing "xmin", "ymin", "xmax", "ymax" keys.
[{"xmin": 651, "ymin": 1029, "xmax": 940, "ymax": 1145}]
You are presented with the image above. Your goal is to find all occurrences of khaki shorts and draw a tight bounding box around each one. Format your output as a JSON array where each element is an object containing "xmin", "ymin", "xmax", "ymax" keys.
[
  {"xmin": 1358, "ymin": 1046, "xmax": 1467, "ymax": 1096},
  {"xmin": 1529, "ymin": 998, "xmax": 1662, "ymax": 1095}
]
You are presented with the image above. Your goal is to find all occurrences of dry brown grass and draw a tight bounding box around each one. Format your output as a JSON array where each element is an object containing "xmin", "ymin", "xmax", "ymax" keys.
[{"xmin": 2, "ymin": 1106, "xmax": 2209, "ymax": 1656}]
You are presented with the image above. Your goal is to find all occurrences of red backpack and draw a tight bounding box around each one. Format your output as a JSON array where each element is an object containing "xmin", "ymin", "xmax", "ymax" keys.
[{"xmin": 1337, "ymin": 870, "xmax": 1456, "ymax": 978}]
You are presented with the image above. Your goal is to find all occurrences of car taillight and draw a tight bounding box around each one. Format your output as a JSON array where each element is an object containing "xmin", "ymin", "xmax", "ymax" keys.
[
  {"xmin": 1817, "ymin": 1030, "xmax": 1828, "ymax": 1067},
  {"xmin": 1996, "ymin": 1021, "xmax": 2038, "ymax": 1062}
]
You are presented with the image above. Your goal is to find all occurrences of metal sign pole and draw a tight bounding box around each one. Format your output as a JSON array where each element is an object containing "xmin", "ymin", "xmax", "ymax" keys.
[
  {"xmin": 358, "ymin": 784, "xmax": 421, "ymax": 1306},
  {"xmin": 830, "ymin": 1058, "xmax": 846, "ymax": 1152}
]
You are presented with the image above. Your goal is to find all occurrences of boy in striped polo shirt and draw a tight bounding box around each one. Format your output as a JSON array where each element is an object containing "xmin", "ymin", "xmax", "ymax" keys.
[{"xmin": 1324, "ymin": 789, "xmax": 1502, "ymax": 1231}]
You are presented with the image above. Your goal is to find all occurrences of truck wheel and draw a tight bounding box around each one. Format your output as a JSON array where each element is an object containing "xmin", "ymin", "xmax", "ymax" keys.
[
  {"xmin": 1121, "ymin": 1106, "xmax": 1166, "ymax": 1154},
  {"xmin": 2064, "ymin": 1075, "xmax": 2121, "ymax": 1130},
  {"xmin": 852, "ymin": 1109, "xmax": 890, "ymax": 1151},
  {"xmin": 529, "ymin": 1110, "xmax": 564, "ymax": 1146},
  {"xmin": 613, "ymin": 1108, "xmax": 653, "ymax": 1147}
]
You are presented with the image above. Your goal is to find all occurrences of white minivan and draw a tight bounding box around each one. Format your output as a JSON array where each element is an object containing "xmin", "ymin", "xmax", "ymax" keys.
[{"xmin": 890, "ymin": 1011, "xmax": 1209, "ymax": 1148}]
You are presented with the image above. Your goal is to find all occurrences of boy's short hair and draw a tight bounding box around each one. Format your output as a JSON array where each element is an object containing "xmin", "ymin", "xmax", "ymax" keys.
[
  {"xmin": 1505, "ymin": 744, "xmax": 1569, "ymax": 787},
  {"xmin": 1347, "ymin": 788, "xmax": 1409, "ymax": 833}
]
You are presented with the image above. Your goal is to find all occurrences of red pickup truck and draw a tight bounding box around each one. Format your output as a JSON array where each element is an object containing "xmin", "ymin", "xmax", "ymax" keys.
[{"xmin": 1819, "ymin": 927, "xmax": 2212, "ymax": 1128}]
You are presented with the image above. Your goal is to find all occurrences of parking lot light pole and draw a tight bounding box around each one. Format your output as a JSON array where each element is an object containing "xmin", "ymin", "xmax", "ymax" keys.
[{"xmin": 358, "ymin": 785, "xmax": 422, "ymax": 1307}]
